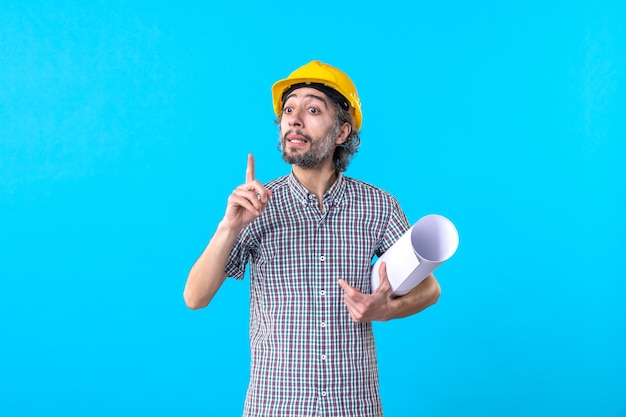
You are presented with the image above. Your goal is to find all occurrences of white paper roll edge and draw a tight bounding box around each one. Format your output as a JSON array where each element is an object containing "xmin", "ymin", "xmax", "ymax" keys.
[{"xmin": 371, "ymin": 214, "xmax": 459, "ymax": 297}]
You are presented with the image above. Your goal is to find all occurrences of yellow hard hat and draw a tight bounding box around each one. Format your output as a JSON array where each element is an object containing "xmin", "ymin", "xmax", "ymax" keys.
[{"xmin": 272, "ymin": 60, "xmax": 362, "ymax": 131}]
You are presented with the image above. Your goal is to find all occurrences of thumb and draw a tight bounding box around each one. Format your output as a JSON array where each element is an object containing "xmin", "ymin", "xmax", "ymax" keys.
[{"xmin": 375, "ymin": 262, "xmax": 392, "ymax": 294}]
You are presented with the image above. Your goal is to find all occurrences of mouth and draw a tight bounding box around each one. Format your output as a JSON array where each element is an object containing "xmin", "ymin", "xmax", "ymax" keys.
[
  {"xmin": 288, "ymin": 139, "xmax": 307, "ymax": 145},
  {"xmin": 287, "ymin": 135, "xmax": 307, "ymax": 143},
  {"xmin": 285, "ymin": 132, "xmax": 310, "ymax": 146}
]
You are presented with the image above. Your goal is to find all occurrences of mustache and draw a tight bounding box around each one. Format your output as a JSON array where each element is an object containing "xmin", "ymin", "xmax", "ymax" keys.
[{"xmin": 282, "ymin": 129, "xmax": 313, "ymax": 142}]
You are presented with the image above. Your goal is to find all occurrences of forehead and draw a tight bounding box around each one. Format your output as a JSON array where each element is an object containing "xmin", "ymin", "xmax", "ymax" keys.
[{"xmin": 284, "ymin": 87, "xmax": 331, "ymax": 104}]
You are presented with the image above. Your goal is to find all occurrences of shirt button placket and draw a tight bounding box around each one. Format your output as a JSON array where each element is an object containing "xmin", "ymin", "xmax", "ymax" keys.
[{"xmin": 316, "ymin": 218, "xmax": 330, "ymax": 407}]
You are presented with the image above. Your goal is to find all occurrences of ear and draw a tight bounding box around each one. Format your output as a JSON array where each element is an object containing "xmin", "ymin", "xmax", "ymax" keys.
[{"xmin": 335, "ymin": 122, "xmax": 352, "ymax": 145}]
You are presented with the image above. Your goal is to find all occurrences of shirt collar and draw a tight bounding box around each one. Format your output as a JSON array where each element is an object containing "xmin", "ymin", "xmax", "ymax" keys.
[{"xmin": 287, "ymin": 170, "xmax": 346, "ymax": 207}]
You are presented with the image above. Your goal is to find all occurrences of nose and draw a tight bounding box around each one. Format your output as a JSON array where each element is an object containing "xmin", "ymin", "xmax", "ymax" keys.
[{"xmin": 286, "ymin": 108, "xmax": 303, "ymax": 128}]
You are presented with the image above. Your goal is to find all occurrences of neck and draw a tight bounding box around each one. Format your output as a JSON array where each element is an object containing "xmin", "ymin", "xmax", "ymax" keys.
[{"xmin": 292, "ymin": 160, "xmax": 338, "ymax": 206}]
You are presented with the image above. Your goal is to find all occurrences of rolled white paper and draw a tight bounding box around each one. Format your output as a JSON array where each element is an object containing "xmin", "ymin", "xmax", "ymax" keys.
[{"xmin": 371, "ymin": 214, "xmax": 459, "ymax": 297}]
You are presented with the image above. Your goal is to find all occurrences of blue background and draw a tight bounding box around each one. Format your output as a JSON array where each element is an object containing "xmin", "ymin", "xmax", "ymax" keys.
[{"xmin": 1, "ymin": 1, "xmax": 624, "ymax": 416}]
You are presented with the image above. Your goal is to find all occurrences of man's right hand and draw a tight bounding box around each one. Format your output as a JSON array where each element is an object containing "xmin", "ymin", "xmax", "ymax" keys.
[{"xmin": 222, "ymin": 154, "xmax": 272, "ymax": 231}]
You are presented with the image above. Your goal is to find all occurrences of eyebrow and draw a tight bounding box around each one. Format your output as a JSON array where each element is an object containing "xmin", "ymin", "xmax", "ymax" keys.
[{"xmin": 284, "ymin": 93, "xmax": 329, "ymax": 109}]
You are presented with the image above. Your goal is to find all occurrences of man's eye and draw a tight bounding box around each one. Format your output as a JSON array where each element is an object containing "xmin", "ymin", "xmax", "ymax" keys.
[
  {"xmin": 308, "ymin": 108, "xmax": 320, "ymax": 114},
  {"xmin": 283, "ymin": 107, "xmax": 293, "ymax": 114}
]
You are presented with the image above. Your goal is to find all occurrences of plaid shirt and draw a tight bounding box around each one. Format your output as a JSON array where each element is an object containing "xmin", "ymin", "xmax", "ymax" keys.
[{"xmin": 225, "ymin": 172, "xmax": 409, "ymax": 417}]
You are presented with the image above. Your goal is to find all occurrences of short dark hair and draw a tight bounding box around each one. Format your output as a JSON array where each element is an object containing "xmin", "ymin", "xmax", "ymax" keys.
[{"xmin": 327, "ymin": 99, "xmax": 361, "ymax": 173}]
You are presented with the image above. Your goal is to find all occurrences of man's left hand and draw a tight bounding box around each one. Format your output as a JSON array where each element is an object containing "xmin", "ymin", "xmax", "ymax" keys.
[{"xmin": 338, "ymin": 262, "xmax": 393, "ymax": 323}]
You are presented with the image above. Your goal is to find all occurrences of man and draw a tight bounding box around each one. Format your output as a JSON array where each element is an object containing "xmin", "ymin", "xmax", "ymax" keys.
[{"xmin": 184, "ymin": 60, "xmax": 441, "ymax": 417}]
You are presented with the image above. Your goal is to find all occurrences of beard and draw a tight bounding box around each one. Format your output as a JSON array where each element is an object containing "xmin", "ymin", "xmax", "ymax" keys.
[{"xmin": 278, "ymin": 123, "xmax": 340, "ymax": 169}]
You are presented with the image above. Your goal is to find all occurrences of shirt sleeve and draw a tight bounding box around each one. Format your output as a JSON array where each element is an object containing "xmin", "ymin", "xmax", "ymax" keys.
[
  {"xmin": 375, "ymin": 196, "xmax": 411, "ymax": 257},
  {"xmin": 224, "ymin": 225, "xmax": 256, "ymax": 280}
]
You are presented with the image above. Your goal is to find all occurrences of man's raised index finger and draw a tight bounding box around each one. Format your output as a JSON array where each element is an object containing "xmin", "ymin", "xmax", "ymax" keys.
[{"xmin": 246, "ymin": 153, "xmax": 255, "ymax": 183}]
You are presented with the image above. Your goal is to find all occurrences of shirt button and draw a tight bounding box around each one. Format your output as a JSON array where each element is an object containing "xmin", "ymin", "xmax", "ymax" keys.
[
  {"xmin": 319, "ymin": 255, "xmax": 326, "ymax": 262},
  {"xmin": 321, "ymin": 354, "xmax": 327, "ymax": 361},
  {"xmin": 320, "ymin": 321, "xmax": 326, "ymax": 328},
  {"xmin": 320, "ymin": 289, "xmax": 326, "ymax": 296},
  {"xmin": 321, "ymin": 391, "xmax": 327, "ymax": 397}
]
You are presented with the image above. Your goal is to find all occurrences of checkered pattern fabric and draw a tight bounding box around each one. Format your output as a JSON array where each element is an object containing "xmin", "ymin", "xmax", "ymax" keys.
[{"xmin": 225, "ymin": 172, "xmax": 410, "ymax": 417}]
